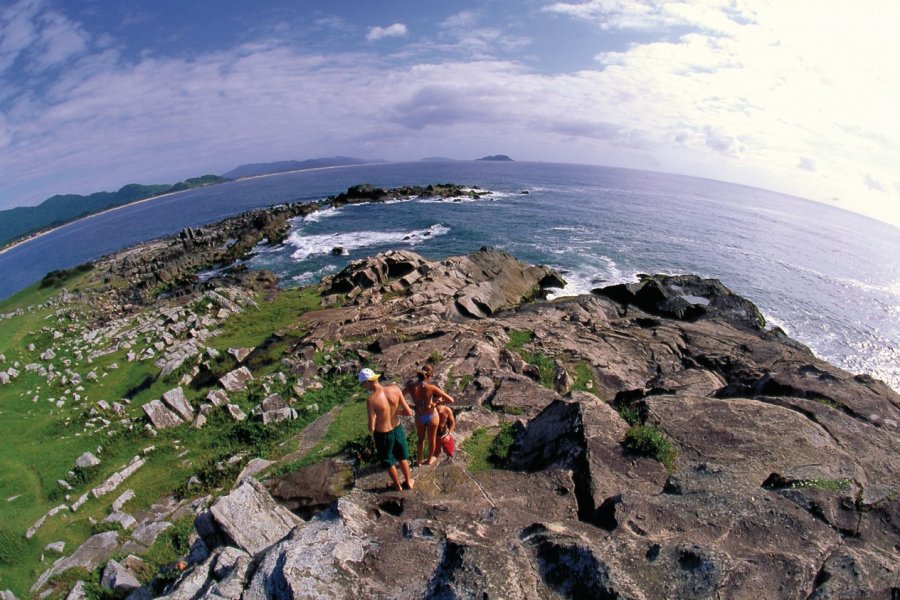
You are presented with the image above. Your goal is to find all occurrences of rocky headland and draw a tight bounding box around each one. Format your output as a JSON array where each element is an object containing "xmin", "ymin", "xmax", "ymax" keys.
[{"xmin": 1, "ymin": 185, "xmax": 897, "ymax": 599}]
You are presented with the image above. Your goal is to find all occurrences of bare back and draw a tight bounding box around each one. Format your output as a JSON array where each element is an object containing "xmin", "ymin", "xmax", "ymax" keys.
[{"xmin": 368, "ymin": 383, "xmax": 408, "ymax": 433}]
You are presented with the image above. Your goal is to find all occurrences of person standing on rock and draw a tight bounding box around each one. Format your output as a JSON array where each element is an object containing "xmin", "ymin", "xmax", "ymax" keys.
[
  {"xmin": 435, "ymin": 403, "xmax": 456, "ymax": 460},
  {"xmin": 360, "ymin": 368, "xmax": 415, "ymax": 491},
  {"xmin": 403, "ymin": 364, "xmax": 455, "ymax": 466}
]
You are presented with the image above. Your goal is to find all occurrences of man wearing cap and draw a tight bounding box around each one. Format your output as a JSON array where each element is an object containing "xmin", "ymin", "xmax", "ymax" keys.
[{"xmin": 359, "ymin": 368, "xmax": 415, "ymax": 491}]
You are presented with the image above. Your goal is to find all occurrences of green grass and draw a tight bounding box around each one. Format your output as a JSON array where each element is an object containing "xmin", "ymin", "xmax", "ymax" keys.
[
  {"xmin": 0, "ymin": 282, "xmax": 339, "ymax": 596},
  {"xmin": 463, "ymin": 423, "xmax": 515, "ymax": 472},
  {"xmin": 505, "ymin": 329, "xmax": 534, "ymax": 351},
  {"xmin": 571, "ymin": 362, "xmax": 597, "ymax": 394},
  {"xmin": 623, "ymin": 425, "xmax": 677, "ymax": 471},
  {"xmin": 211, "ymin": 287, "xmax": 322, "ymax": 349}
]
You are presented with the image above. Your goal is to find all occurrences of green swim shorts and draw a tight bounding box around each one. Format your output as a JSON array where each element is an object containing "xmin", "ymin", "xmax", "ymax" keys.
[{"xmin": 373, "ymin": 425, "xmax": 409, "ymax": 467}]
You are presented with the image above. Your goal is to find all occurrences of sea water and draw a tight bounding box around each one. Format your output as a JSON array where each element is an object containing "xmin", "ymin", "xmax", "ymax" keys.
[{"xmin": 1, "ymin": 162, "xmax": 898, "ymax": 391}]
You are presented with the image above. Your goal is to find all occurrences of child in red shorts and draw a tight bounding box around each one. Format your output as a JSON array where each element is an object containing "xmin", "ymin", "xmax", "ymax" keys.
[{"xmin": 435, "ymin": 404, "xmax": 456, "ymax": 459}]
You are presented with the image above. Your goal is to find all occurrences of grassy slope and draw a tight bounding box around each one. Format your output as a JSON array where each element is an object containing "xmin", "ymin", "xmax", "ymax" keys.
[{"xmin": 0, "ymin": 281, "xmax": 352, "ymax": 596}]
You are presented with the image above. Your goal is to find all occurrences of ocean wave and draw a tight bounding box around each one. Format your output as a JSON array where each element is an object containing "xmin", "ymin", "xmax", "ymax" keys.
[
  {"xmin": 546, "ymin": 257, "xmax": 626, "ymax": 300},
  {"xmin": 287, "ymin": 223, "xmax": 450, "ymax": 261},
  {"xmin": 302, "ymin": 206, "xmax": 341, "ymax": 223}
]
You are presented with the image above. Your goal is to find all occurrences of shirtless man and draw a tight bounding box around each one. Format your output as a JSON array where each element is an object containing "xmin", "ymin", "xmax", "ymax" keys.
[{"xmin": 360, "ymin": 368, "xmax": 414, "ymax": 491}]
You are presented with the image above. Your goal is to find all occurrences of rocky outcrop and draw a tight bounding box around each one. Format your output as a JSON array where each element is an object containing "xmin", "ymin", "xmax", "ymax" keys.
[{"xmin": 20, "ymin": 230, "xmax": 899, "ymax": 599}]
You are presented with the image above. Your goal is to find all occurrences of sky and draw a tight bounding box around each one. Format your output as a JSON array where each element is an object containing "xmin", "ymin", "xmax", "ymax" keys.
[{"xmin": 1, "ymin": 0, "xmax": 899, "ymax": 227}]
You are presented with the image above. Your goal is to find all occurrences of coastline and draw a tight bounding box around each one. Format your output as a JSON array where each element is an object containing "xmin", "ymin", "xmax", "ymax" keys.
[{"xmin": 0, "ymin": 162, "xmax": 383, "ymax": 257}]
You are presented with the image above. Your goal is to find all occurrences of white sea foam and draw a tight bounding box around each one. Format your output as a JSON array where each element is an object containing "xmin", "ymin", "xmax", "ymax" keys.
[
  {"xmin": 289, "ymin": 264, "xmax": 339, "ymax": 286},
  {"xmin": 302, "ymin": 206, "xmax": 341, "ymax": 223},
  {"xmin": 547, "ymin": 257, "xmax": 626, "ymax": 300},
  {"xmin": 287, "ymin": 223, "xmax": 450, "ymax": 261}
]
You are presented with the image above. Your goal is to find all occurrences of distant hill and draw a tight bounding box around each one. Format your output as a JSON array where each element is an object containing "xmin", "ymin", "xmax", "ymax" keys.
[
  {"xmin": 222, "ymin": 156, "xmax": 374, "ymax": 179},
  {"xmin": 476, "ymin": 154, "xmax": 513, "ymax": 161},
  {"xmin": 0, "ymin": 175, "xmax": 229, "ymax": 248}
]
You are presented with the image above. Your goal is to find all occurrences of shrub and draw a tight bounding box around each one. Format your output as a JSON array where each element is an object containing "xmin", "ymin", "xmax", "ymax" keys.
[{"xmin": 624, "ymin": 425, "xmax": 677, "ymax": 470}]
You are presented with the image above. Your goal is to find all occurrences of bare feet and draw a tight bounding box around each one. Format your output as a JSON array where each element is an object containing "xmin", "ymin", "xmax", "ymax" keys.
[
  {"xmin": 426, "ymin": 456, "xmax": 437, "ymax": 466},
  {"xmin": 404, "ymin": 479, "xmax": 415, "ymax": 490}
]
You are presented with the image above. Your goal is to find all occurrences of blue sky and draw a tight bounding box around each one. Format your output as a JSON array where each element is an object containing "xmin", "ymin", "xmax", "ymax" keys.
[{"xmin": 1, "ymin": 0, "xmax": 899, "ymax": 227}]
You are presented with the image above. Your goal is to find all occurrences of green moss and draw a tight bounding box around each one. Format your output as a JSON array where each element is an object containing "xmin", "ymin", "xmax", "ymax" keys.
[{"xmin": 623, "ymin": 424, "xmax": 677, "ymax": 471}]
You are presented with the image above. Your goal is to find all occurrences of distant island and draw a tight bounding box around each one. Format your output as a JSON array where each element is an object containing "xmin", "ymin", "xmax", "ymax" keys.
[
  {"xmin": 222, "ymin": 156, "xmax": 376, "ymax": 179},
  {"xmin": 476, "ymin": 154, "xmax": 513, "ymax": 161},
  {"xmin": 0, "ymin": 175, "xmax": 230, "ymax": 250}
]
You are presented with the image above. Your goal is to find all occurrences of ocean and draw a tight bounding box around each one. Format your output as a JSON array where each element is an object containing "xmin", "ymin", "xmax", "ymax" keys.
[{"xmin": 1, "ymin": 161, "xmax": 898, "ymax": 391}]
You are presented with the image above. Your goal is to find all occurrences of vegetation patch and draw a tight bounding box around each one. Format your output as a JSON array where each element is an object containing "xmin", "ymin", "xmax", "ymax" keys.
[
  {"xmin": 463, "ymin": 423, "xmax": 515, "ymax": 472},
  {"xmin": 505, "ymin": 329, "xmax": 534, "ymax": 351},
  {"xmin": 623, "ymin": 425, "xmax": 677, "ymax": 470},
  {"xmin": 39, "ymin": 263, "xmax": 94, "ymax": 288},
  {"xmin": 571, "ymin": 362, "xmax": 597, "ymax": 394}
]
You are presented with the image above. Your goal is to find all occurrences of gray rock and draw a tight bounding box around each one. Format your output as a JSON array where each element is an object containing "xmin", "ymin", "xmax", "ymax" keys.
[
  {"xmin": 130, "ymin": 521, "xmax": 172, "ymax": 548},
  {"xmin": 64, "ymin": 581, "xmax": 87, "ymax": 600},
  {"xmin": 208, "ymin": 478, "xmax": 300, "ymax": 555},
  {"xmin": 162, "ymin": 387, "xmax": 194, "ymax": 421},
  {"xmin": 142, "ymin": 399, "xmax": 184, "ymax": 429},
  {"xmin": 206, "ymin": 389, "xmax": 229, "ymax": 406},
  {"xmin": 44, "ymin": 541, "xmax": 66, "ymax": 553},
  {"xmin": 75, "ymin": 452, "xmax": 101, "ymax": 469},
  {"xmin": 219, "ymin": 367, "xmax": 253, "ymax": 393},
  {"xmin": 260, "ymin": 407, "xmax": 296, "ymax": 424},
  {"xmin": 228, "ymin": 347, "xmax": 254, "ymax": 363},
  {"xmin": 32, "ymin": 531, "xmax": 119, "ymax": 592},
  {"xmin": 235, "ymin": 458, "xmax": 275, "ymax": 484},
  {"xmin": 100, "ymin": 559, "xmax": 141, "ymax": 594},
  {"xmin": 225, "ymin": 404, "xmax": 246, "ymax": 421},
  {"xmin": 103, "ymin": 511, "xmax": 137, "ymax": 530}
]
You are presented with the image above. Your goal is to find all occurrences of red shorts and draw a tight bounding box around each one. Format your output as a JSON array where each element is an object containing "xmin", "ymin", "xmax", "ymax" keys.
[{"xmin": 437, "ymin": 433, "xmax": 455, "ymax": 457}]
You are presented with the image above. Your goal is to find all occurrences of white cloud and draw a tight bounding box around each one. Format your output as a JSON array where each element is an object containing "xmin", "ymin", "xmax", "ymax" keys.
[
  {"xmin": 1, "ymin": 1, "xmax": 899, "ymax": 229},
  {"xmin": 366, "ymin": 23, "xmax": 408, "ymax": 42}
]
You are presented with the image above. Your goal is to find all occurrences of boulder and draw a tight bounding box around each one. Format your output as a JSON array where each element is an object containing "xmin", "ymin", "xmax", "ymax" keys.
[
  {"xmin": 208, "ymin": 478, "xmax": 301, "ymax": 555},
  {"xmin": 161, "ymin": 387, "xmax": 194, "ymax": 421},
  {"xmin": 142, "ymin": 400, "xmax": 183, "ymax": 429},
  {"xmin": 508, "ymin": 395, "xmax": 667, "ymax": 520},
  {"xmin": 487, "ymin": 373, "xmax": 563, "ymax": 417},
  {"xmin": 225, "ymin": 404, "xmax": 247, "ymax": 421},
  {"xmin": 266, "ymin": 459, "xmax": 355, "ymax": 519},
  {"xmin": 75, "ymin": 452, "xmax": 101, "ymax": 469},
  {"xmin": 219, "ymin": 367, "xmax": 253, "ymax": 393},
  {"xmin": 100, "ymin": 559, "xmax": 141, "ymax": 594},
  {"xmin": 206, "ymin": 389, "xmax": 229, "ymax": 406},
  {"xmin": 260, "ymin": 407, "xmax": 297, "ymax": 424},
  {"xmin": 228, "ymin": 347, "xmax": 254, "ymax": 363}
]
